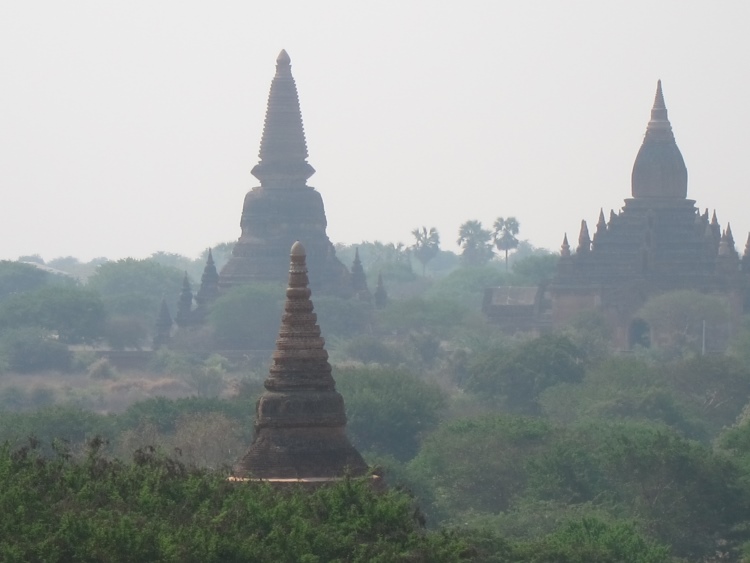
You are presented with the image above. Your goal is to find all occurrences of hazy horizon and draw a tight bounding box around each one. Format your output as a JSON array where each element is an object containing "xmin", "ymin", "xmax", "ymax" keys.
[{"xmin": 1, "ymin": 2, "xmax": 749, "ymax": 262}]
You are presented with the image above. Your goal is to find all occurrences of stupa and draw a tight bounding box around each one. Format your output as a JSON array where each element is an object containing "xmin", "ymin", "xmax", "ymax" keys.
[
  {"xmin": 234, "ymin": 241, "xmax": 368, "ymax": 479},
  {"xmin": 219, "ymin": 50, "xmax": 350, "ymax": 295}
]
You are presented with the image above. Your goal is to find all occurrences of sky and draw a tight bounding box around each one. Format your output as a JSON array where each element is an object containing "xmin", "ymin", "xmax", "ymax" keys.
[{"xmin": 1, "ymin": 1, "xmax": 749, "ymax": 262}]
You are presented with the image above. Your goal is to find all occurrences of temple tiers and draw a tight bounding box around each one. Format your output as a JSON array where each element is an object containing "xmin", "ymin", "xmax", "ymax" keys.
[
  {"xmin": 546, "ymin": 81, "xmax": 747, "ymax": 349},
  {"xmin": 234, "ymin": 242, "xmax": 367, "ymax": 479},
  {"xmin": 485, "ymin": 81, "xmax": 749, "ymax": 350},
  {"xmin": 219, "ymin": 50, "xmax": 350, "ymax": 295}
]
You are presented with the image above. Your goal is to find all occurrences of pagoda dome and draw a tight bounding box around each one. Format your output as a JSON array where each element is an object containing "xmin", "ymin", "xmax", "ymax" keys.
[{"xmin": 631, "ymin": 80, "xmax": 688, "ymax": 199}]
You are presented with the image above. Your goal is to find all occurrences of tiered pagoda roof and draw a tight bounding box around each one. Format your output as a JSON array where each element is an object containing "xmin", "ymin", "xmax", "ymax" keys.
[{"xmin": 234, "ymin": 242, "xmax": 367, "ymax": 479}]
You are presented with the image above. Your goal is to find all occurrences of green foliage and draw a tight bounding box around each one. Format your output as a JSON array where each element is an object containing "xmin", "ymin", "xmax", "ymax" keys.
[
  {"xmin": 87, "ymin": 358, "xmax": 117, "ymax": 380},
  {"xmin": 411, "ymin": 226, "xmax": 441, "ymax": 275},
  {"xmin": 0, "ymin": 260, "xmax": 51, "ymax": 300},
  {"xmin": 313, "ymin": 295, "xmax": 372, "ymax": 338},
  {"xmin": 466, "ymin": 333, "xmax": 585, "ymax": 413},
  {"xmin": 409, "ymin": 415, "xmax": 750, "ymax": 559},
  {"xmin": 511, "ymin": 253, "xmax": 558, "ymax": 284},
  {"xmin": 0, "ymin": 285, "xmax": 106, "ymax": 344},
  {"xmin": 86, "ymin": 258, "xmax": 185, "ymax": 323},
  {"xmin": 335, "ymin": 366, "xmax": 448, "ymax": 461},
  {"xmin": 378, "ymin": 297, "xmax": 468, "ymax": 338},
  {"xmin": 115, "ymin": 396, "xmax": 251, "ymax": 437},
  {"xmin": 510, "ymin": 517, "xmax": 671, "ymax": 563},
  {"xmin": 0, "ymin": 406, "xmax": 113, "ymax": 447},
  {"xmin": 492, "ymin": 217, "xmax": 520, "ymax": 271},
  {"xmin": 425, "ymin": 264, "xmax": 508, "ymax": 309},
  {"xmin": 342, "ymin": 335, "xmax": 407, "ymax": 366},
  {"xmin": 457, "ymin": 220, "xmax": 494, "ymax": 267},
  {"xmin": 540, "ymin": 356, "xmax": 750, "ymax": 442},
  {"xmin": 103, "ymin": 315, "xmax": 148, "ymax": 350},
  {"xmin": 209, "ymin": 283, "xmax": 284, "ymax": 350},
  {"xmin": 0, "ymin": 443, "xmax": 469, "ymax": 562},
  {"xmin": 0, "ymin": 327, "xmax": 72, "ymax": 373}
]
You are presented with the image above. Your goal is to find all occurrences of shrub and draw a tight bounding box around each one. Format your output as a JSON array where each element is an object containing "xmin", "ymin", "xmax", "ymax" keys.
[{"xmin": 0, "ymin": 327, "xmax": 71, "ymax": 373}]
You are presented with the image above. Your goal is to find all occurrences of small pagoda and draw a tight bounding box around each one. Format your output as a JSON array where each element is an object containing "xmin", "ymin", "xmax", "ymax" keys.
[
  {"xmin": 219, "ymin": 50, "xmax": 350, "ymax": 295},
  {"xmin": 234, "ymin": 241, "xmax": 368, "ymax": 480}
]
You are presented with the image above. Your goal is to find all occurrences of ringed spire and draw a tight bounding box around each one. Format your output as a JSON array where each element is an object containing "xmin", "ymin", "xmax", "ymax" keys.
[{"xmin": 251, "ymin": 49, "xmax": 315, "ymax": 187}]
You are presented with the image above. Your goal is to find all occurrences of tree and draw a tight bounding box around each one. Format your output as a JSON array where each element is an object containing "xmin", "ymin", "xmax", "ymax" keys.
[
  {"xmin": 335, "ymin": 366, "xmax": 447, "ymax": 460},
  {"xmin": 411, "ymin": 227, "xmax": 441, "ymax": 275},
  {"xmin": 0, "ymin": 286, "xmax": 106, "ymax": 344},
  {"xmin": 208, "ymin": 283, "xmax": 284, "ymax": 349},
  {"xmin": 466, "ymin": 333, "xmax": 585, "ymax": 413},
  {"xmin": 493, "ymin": 217, "xmax": 520, "ymax": 272},
  {"xmin": 0, "ymin": 261, "xmax": 51, "ymax": 301},
  {"xmin": 86, "ymin": 258, "xmax": 185, "ymax": 324},
  {"xmin": 457, "ymin": 220, "xmax": 494, "ymax": 267}
]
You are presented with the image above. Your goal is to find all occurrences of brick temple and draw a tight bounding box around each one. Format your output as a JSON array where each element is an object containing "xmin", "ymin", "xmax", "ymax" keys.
[{"xmin": 486, "ymin": 81, "xmax": 750, "ymax": 349}]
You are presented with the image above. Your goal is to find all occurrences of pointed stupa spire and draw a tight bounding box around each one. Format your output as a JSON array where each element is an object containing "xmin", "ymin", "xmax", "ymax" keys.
[
  {"xmin": 577, "ymin": 220, "xmax": 591, "ymax": 253},
  {"xmin": 251, "ymin": 50, "xmax": 315, "ymax": 188},
  {"xmin": 593, "ymin": 209, "xmax": 607, "ymax": 247},
  {"xmin": 561, "ymin": 233, "xmax": 571, "ymax": 257},
  {"xmin": 350, "ymin": 248, "xmax": 369, "ymax": 294},
  {"xmin": 631, "ymin": 80, "xmax": 687, "ymax": 199},
  {"xmin": 234, "ymin": 242, "xmax": 368, "ymax": 479},
  {"xmin": 195, "ymin": 248, "xmax": 220, "ymax": 307},
  {"xmin": 726, "ymin": 223, "xmax": 736, "ymax": 250},
  {"xmin": 175, "ymin": 273, "xmax": 194, "ymax": 327}
]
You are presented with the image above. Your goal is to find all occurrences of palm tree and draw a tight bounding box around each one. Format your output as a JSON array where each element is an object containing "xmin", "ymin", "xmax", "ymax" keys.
[
  {"xmin": 411, "ymin": 227, "xmax": 440, "ymax": 275},
  {"xmin": 457, "ymin": 220, "xmax": 493, "ymax": 267},
  {"xmin": 493, "ymin": 217, "xmax": 520, "ymax": 271}
]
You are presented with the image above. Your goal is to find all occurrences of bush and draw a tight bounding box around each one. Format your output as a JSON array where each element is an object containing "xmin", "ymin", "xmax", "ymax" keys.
[
  {"xmin": 104, "ymin": 315, "xmax": 148, "ymax": 350},
  {"xmin": 466, "ymin": 333, "xmax": 585, "ymax": 413},
  {"xmin": 342, "ymin": 335, "xmax": 406, "ymax": 366},
  {"xmin": 87, "ymin": 358, "xmax": 117, "ymax": 380},
  {"xmin": 335, "ymin": 366, "xmax": 447, "ymax": 461},
  {"xmin": 0, "ymin": 327, "xmax": 71, "ymax": 373},
  {"xmin": 209, "ymin": 283, "xmax": 284, "ymax": 350}
]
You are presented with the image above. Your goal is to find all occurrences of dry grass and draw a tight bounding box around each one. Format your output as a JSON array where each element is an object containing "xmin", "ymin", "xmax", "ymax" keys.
[{"xmin": 0, "ymin": 369, "xmax": 222, "ymax": 414}]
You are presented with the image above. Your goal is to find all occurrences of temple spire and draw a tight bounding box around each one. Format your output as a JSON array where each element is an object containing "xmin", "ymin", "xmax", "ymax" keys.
[
  {"xmin": 577, "ymin": 220, "xmax": 591, "ymax": 253},
  {"xmin": 195, "ymin": 248, "xmax": 220, "ymax": 307},
  {"xmin": 631, "ymin": 80, "xmax": 687, "ymax": 199},
  {"xmin": 251, "ymin": 50, "xmax": 315, "ymax": 188},
  {"xmin": 561, "ymin": 233, "xmax": 571, "ymax": 257}
]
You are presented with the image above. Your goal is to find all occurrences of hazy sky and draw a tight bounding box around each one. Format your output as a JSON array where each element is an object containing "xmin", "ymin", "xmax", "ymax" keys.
[{"xmin": 1, "ymin": 1, "xmax": 749, "ymax": 262}]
